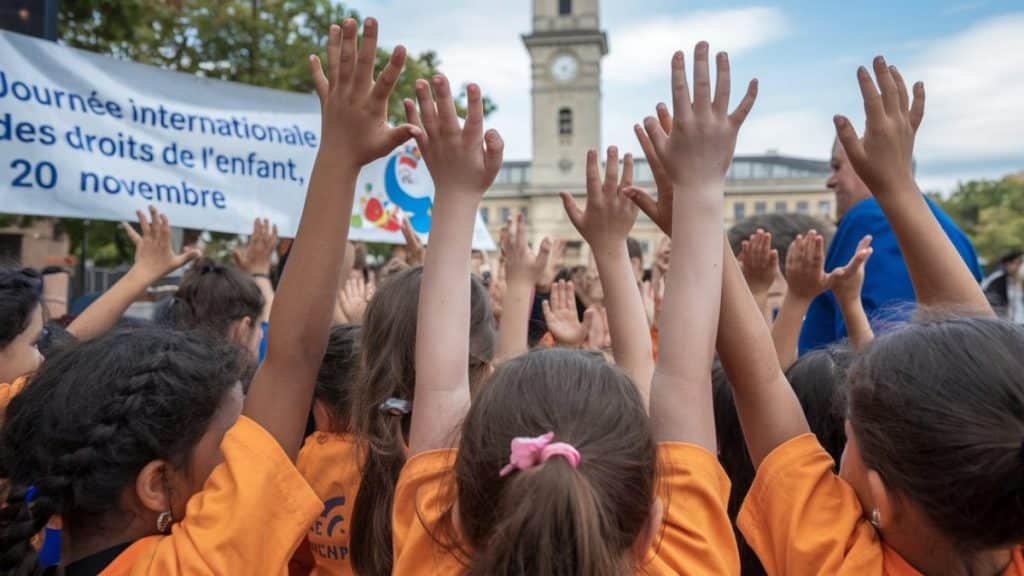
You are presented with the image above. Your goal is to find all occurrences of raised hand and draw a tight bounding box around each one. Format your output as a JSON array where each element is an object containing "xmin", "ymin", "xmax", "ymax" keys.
[
  {"xmin": 500, "ymin": 213, "xmax": 551, "ymax": 288},
  {"xmin": 233, "ymin": 217, "xmax": 279, "ymax": 275},
  {"xmin": 738, "ymin": 229, "xmax": 780, "ymax": 299},
  {"xmin": 121, "ymin": 206, "xmax": 201, "ymax": 280},
  {"xmin": 400, "ymin": 218, "xmax": 426, "ymax": 267},
  {"xmin": 834, "ymin": 57, "xmax": 923, "ymax": 198},
  {"xmin": 542, "ymin": 280, "xmax": 592, "ymax": 348},
  {"xmin": 537, "ymin": 238, "xmax": 567, "ymax": 292},
  {"xmin": 339, "ymin": 274, "xmax": 374, "ymax": 324},
  {"xmin": 405, "ymin": 78, "xmax": 503, "ymax": 198},
  {"xmin": 309, "ymin": 18, "xmax": 419, "ymax": 169},
  {"xmin": 785, "ymin": 230, "xmax": 872, "ymax": 303},
  {"xmin": 561, "ymin": 147, "xmax": 637, "ymax": 254},
  {"xmin": 828, "ymin": 235, "xmax": 873, "ymax": 305},
  {"xmin": 624, "ymin": 104, "xmax": 674, "ymax": 235}
]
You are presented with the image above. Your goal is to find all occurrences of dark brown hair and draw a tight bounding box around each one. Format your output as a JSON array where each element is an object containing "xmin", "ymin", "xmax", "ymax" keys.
[
  {"xmin": 168, "ymin": 258, "xmax": 263, "ymax": 337},
  {"xmin": 316, "ymin": 324, "xmax": 361, "ymax": 434},
  {"xmin": 349, "ymin": 266, "xmax": 495, "ymax": 576},
  {"xmin": 456, "ymin": 348, "xmax": 656, "ymax": 575},
  {"xmin": 848, "ymin": 316, "xmax": 1024, "ymax": 552}
]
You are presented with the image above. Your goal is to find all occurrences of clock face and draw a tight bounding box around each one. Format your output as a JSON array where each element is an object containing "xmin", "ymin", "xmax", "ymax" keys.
[{"xmin": 550, "ymin": 54, "xmax": 579, "ymax": 82}]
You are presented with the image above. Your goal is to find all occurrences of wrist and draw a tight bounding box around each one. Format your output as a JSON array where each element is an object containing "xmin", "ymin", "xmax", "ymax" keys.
[{"xmin": 783, "ymin": 291, "xmax": 814, "ymax": 309}]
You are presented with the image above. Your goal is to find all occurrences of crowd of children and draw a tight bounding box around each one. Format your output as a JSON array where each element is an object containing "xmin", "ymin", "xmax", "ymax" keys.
[{"xmin": 0, "ymin": 16, "xmax": 1022, "ymax": 576}]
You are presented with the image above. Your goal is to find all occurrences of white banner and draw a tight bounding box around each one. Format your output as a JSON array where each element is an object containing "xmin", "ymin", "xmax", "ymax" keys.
[{"xmin": 0, "ymin": 30, "xmax": 495, "ymax": 250}]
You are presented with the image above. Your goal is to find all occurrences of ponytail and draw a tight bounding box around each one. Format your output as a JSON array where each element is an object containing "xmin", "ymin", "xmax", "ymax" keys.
[
  {"xmin": 0, "ymin": 484, "xmax": 54, "ymax": 576},
  {"xmin": 349, "ymin": 422, "xmax": 405, "ymax": 575}
]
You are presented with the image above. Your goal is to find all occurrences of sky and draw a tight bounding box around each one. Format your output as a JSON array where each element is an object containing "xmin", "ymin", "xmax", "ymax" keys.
[{"xmin": 352, "ymin": 0, "xmax": 1024, "ymax": 193}]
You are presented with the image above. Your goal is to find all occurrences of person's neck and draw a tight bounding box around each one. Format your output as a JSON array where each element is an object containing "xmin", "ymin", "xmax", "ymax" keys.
[
  {"xmin": 65, "ymin": 520, "xmax": 148, "ymax": 564},
  {"xmin": 887, "ymin": 524, "xmax": 1013, "ymax": 576}
]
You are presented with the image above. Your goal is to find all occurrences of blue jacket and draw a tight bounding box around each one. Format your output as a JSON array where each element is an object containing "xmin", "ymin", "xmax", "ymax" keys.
[{"xmin": 798, "ymin": 197, "xmax": 982, "ymax": 354}]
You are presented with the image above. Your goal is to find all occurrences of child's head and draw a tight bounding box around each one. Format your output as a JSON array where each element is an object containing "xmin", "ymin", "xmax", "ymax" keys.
[
  {"xmin": 785, "ymin": 345, "xmax": 850, "ymax": 464},
  {"xmin": 842, "ymin": 316, "xmax": 1024, "ymax": 556},
  {"xmin": 0, "ymin": 326, "xmax": 247, "ymax": 568},
  {"xmin": 312, "ymin": 323, "xmax": 362, "ymax": 434},
  {"xmin": 0, "ymin": 267, "xmax": 44, "ymax": 384},
  {"xmin": 350, "ymin": 266, "xmax": 495, "ymax": 575},
  {"xmin": 456, "ymin": 348, "xmax": 659, "ymax": 575},
  {"xmin": 169, "ymin": 258, "xmax": 263, "ymax": 359}
]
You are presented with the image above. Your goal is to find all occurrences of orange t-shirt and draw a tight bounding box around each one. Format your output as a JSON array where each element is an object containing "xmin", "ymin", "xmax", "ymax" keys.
[
  {"xmin": 391, "ymin": 443, "xmax": 739, "ymax": 575},
  {"xmin": 0, "ymin": 376, "xmax": 28, "ymax": 414},
  {"xmin": 98, "ymin": 416, "xmax": 323, "ymax": 576},
  {"xmin": 738, "ymin": 433, "xmax": 1024, "ymax": 576},
  {"xmin": 292, "ymin": 432, "xmax": 363, "ymax": 576}
]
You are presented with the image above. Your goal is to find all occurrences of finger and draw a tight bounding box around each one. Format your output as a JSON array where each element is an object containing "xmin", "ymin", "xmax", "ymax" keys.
[
  {"xmin": 566, "ymin": 280, "xmax": 578, "ymax": 309},
  {"xmin": 812, "ymin": 232, "xmax": 825, "ymax": 269},
  {"xmin": 857, "ymin": 65, "xmax": 883, "ymax": 120},
  {"xmin": 833, "ymin": 115, "xmax": 866, "ymax": 167},
  {"xmin": 910, "ymin": 81, "xmax": 926, "ymax": 131},
  {"xmin": 729, "ymin": 79, "xmax": 758, "ymax": 127},
  {"xmin": 634, "ymin": 123, "xmax": 664, "ymax": 176},
  {"xmin": 603, "ymin": 146, "xmax": 620, "ymax": 194},
  {"xmin": 855, "ymin": 234, "xmax": 873, "ymax": 253},
  {"xmin": 642, "ymin": 116, "xmax": 669, "ymax": 161},
  {"xmin": 542, "ymin": 299, "xmax": 554, "ymax": 323},
  {"xmin": 172, "ymin": 248, "xmax": 201, "ymax": 269},
  {"xmin": 620, "ymin": 153, "xmax": 634, "ymax": 190},
  {"xmin": 432, "ymin": 75, "xmax": 460, "ymax": 137},
  {"xmin": 337, "ymin": 18, "xmax": 358, "ymax": 86},
  {"xmin": 622, "ymin": 187, "xmax": 660, "ymax": 225},
  {"xmin": 384, "ymin": 124, "xmax": 420, "ymax": 151},
  {"xmin": 582, "ymin": 308, "xmax": 595, "ymax": 333},
  {"xmin": 560, "ymin": 191, "xmax": 585, "ymax": 233},
  {"xmin": 692, "ymin": 42, "xmax": 712, "ymax": 115},
  {"xmin": 413, "ymin": 79, "xmax": 439, "ymax": 140},
  {"xmin": 462, "ymin": 83, "xmax": 484, "ymax": 146},
  {"xmin": 308, "ymin": 54, "xmax": 329, "ymax": 105},
  {"xmin": 712, "ymin": 51, "xmax": 730, "ymax": 116},
  {"xmin": 890, "ymin": 65, "xmax": 909, "ymax": 115},
  {"xmin": 326, "ymin": 24, "xmax": 341, "ymax": 88},
  {"xmin": 669, "ymin": 50, "xmax": 693, "ymax": 122},
  {"xmin": 147, "ymin": 206, "xmax": 160, "ymax": 237},
  {"xmin": 512, "ymin": 213, "xmax": 524, "ymax": 249},
  {"xmin": 655, "ymin": 102, "xmax": 672, "ymax": 134},
  {"xmin": 120, "ymin": 221, "xmax": 142, "ymax": 245},
  {"xmin": 370, "ymin": 45, "xmax": 407, "ymax": 106},
  {"xmin": 270, "ymin": 224, "xmax": 279, "ymax": 244},
  {"xmin": 585, "ymin": 149, "xmax": 601, "ymax": 197},
  {"xmin": 353, "ymin": 17, "xmax": 378, "ymax": 90},
  {"xmin": 483, "ymin": 129, "xmax": 504, "ymax": 181},
  {"xmin": 536, "ymin": 237, "xmax": 552, "ymax": 271},
  {"xmin": 769, "ymin": 249, "xmax": 779, "ymax": 271},
  {"xmin": 401, "ymin": 217, "xmax": 419, "ymax": 246},
  {"xmin": 739, "ymin": 239, "xmax": 751, "ymax": 263},
  {"xmin": 873, "ymin": 56, "xmax": 899, "ymax": 115},
  {"xmin": 551, "ymin": 280, "xmax": 563, "ymax": 310}
]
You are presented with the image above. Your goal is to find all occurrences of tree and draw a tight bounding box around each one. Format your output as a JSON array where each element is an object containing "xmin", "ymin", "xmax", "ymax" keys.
[
  {"xmin": 53, "ymin": 0, "xmax": 495, "ymax": 264},
  {"xmin": 931, "ymin": 175, "xmax": 1024, "ymax": 266}
]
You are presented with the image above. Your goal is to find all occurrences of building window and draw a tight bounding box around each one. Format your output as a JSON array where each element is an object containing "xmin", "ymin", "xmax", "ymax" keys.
[
  {"xmin": 774, "ymin": 201, "xmax": 787, "ymax": 213},
  {"xmin": 559, "ymin": 0, "xmax": 571, "ymax": 16},
  {"xmin": 499, "ymin": 206, "xmax": 511, "ymax": 224},
  {"xmin": 558, "ymin": 108, "xmax": 573, "ymax": 136},
  {"xmin": 754, "ymin": 201, "xmax": 767, "ymax": 215},
  {"xmin": 818, "ymin": 200, "xmax": 832, "ymax": 216},
  {"xmin": 796, "ymin": 201, "xmax": 809, "ymax": 214},
  {"xmin": 733, "ymin": 202, "xmax": 746, "ymax": 221},
  {"xmin": 479, "ymin": 207, "xmax": 490, "ymax": 224}
]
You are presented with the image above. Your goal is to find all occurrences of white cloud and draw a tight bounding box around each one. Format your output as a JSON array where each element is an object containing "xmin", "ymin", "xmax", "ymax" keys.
[
  {"xmin": 735, "ymin": 109, "xmax": 836, "ymax": 158},
  {"xmin": 604, "ymin": 7, "xmax": 788, "ymax": 85},
  {"xmin": 908, "ymin": 13, "xmax": 1024, "ymax": 164}
]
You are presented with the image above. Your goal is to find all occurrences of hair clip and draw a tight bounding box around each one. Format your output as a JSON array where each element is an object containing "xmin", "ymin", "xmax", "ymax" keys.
[
  {"xmin": 378, "ymin": 398, "xmax": 411, "ymax": 417},
  {"xmin": 499, "ymin": 432, "xmax": 581, "ymax": 477}
]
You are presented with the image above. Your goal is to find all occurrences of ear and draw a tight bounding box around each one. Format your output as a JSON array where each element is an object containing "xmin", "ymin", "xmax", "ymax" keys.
[
  {"xmin": 228, "ymin": 316, "xmax": 254, "ymax": 342},
  {"xmin": 312, "ymin": 398, "xmax": 333, "ymax": 433},
  {"xmin": 632, "ymin": 497, "xmax": 664, "ymax": 562},
  {"xmin": 866, "ymin": 468, "xmax": 893, "ymax": 531},
  {"xmin": 135, "ymin": 459, "xmax": 172, "ymax": 514}
]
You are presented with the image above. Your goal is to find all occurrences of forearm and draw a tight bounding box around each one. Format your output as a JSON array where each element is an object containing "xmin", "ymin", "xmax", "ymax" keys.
[
  {"xmin": 838, "ymin": 296, "xmax": 873, "ymax": 350},
  {"xmin": 771, "ymin": 293, "xmax": 811, "ymax": 371},
  {"xmin": 41, "ymin": 271, "xmax": 69, "ymax": 319},
  {"xmin": 411, "ymin": 194, "xmax": 477, "ymax": 455},
  {"xmin": 252, "ymin": 276, "xmax": 274, "ymax": 324},
  {"xmin": 878, "ymin": 185, "xmax": 992, "ymax": 315},
  {"xmin": 495, "ymin": 279, "xmax": 533, "ymax": 362},
  {"xmin": 67, "ymin": 267, "xmax": 152, "ymax": 341},
  {"xmin": 718, "ymin": 241, "xmax": 809, "ymax": 466},
  {"xmin": 593, "ymin": 242, "xmax": 653, "ymax": 406}
]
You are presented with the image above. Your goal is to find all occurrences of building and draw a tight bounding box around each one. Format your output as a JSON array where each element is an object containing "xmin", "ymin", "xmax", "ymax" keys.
[{"xmin": 478, "ymin": 0, "xmax": 834, "ymax": 265}]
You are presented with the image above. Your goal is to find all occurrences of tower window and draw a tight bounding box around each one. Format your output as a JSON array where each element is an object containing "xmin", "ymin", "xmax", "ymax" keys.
[
  {"xmin": 559, "ymin": 0, "xmax": 571, "ymax": 16},
  {"xmin": 558, "ymin": 108, "xmax": 573, "ymax": 135}
]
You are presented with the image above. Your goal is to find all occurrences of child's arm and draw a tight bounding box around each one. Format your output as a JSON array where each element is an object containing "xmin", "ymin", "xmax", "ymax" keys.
[
  {"xmin": 66, "ymin": 206, "xmax": 200, "ymax": 341},
  {"xmin": 562, "ymin": 149, "xmax": 654, "ymax": 404},
  {"xmin": 831, "ymin": 236, "xmax": 874, "ymax": 350},
  {"xmin": 407, "ymin": 77, "xmax": 503, "ymax": 456},
  {"xmin": 648, "ymin": 45, "xmax": 757, "ymax": 449},
  {"xmin": 718, "ymin": 237, "xmax": 811, "ymax": 466},
  {"xmin": 834, "ymin": 59, "xmax": 992, "ymax": 315},
  {"xmin": 495, "ymin": 214, "xmax": 550, "ymax": 361},
  {"xmin": 233, "ymin": 217, "xmax": 279, "ymax": 323},
  {"xmin": 245, "ymin": 18, "xmax": 418, "ymax": 459},
  {"xmin": 738, "ymin": 229, "xmax": 780, "ymax": 324}
]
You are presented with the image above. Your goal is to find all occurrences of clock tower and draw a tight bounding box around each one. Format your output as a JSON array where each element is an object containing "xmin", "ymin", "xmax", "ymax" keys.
[{"xmin": 522, "ymin": 0, "xmax": 608, "ymax": 188}]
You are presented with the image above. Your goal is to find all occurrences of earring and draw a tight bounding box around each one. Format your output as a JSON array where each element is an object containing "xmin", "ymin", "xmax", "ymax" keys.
[
  {"xmin": 157, "ymin": 510, "xmax": 173, "ymax": 534},
  {"xmin": 869, "ymin": 508, "xmax": 881, "ymax": 530}
]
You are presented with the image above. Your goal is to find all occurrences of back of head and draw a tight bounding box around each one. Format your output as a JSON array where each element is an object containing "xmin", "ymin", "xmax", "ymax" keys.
[
  {"xmin": 626, "ymin": 237, "xmax": 643, "ymax": 263},
  {"xmin": 847, "ymin": 316, "xmax": 1024, "ymax": 551},
  {"xmin": 316, "ymin": 323, "xmax": 362, "ymax": 433},
  {"xmin": 785, "ymin": 345, "xmax": 851, "ymax": 465},
  {"xmin": 169, "ymin": 258, "xmax": 263, "ymax": 337},
  {"xmin": 0, "ymin": 267, "xmax": 41, "ymax": 350},
  {"xmin": 349, "ymin": 266, "xmax": 495, "ymax": 576},
  {"xmin": 727, "ymin": 213, "xmax": 835, "ymax": 273},
  {"xmin": 457, "ymin": 348, "xmax": 655, "ymax": 576},
  {"xmin": 0, "ymin": 326, "xmax": 246, "ymax": 573}
]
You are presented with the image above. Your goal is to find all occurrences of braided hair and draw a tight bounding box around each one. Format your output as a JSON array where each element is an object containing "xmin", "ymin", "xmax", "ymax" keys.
[
  {"xmin": 0, "ymin": 267, "xmax": 42, "ymax": 349},
  {"xmin": 0, "ymin": 326, "xmax": 247, "ymax": 574}
]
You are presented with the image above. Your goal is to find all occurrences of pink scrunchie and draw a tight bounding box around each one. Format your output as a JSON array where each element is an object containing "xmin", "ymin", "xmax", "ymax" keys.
[{"xmin": 499, "ymin": 431, "xmax": 582, "ymax": 477}]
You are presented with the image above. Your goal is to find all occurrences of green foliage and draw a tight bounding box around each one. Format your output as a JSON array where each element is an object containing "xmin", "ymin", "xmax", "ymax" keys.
[
  {"xmin": 51, "ymin": 0, "xmax": 495, "ymax": 265},
  {"xmin": 932, "ymin": 176, "xmax": 1024, "ymax": 265}
]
